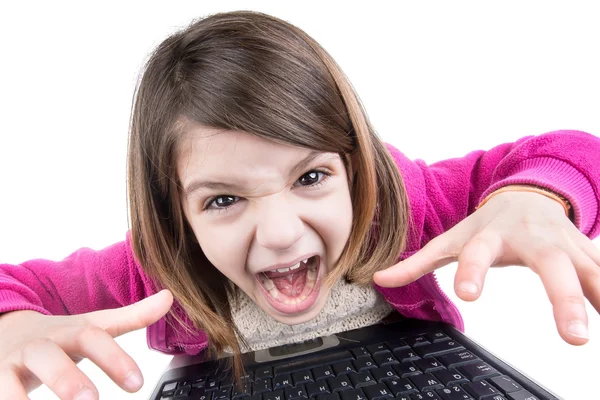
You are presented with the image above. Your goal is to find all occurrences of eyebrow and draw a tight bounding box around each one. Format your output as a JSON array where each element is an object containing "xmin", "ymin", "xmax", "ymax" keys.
[{"xmin": 184, "ymin": 150, "xmax": 326, "ymax": 198}]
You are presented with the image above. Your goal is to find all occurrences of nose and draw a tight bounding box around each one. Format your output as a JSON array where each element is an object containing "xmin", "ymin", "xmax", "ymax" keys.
[{"xmin": 255, "ymin": 195, "xmax": 304, "ymax": 251}]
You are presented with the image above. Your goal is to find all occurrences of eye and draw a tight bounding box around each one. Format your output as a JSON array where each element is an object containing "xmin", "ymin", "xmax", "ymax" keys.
[
  {"xmin": 205, "ymin": 195, "xmax": 239, "ymax": 211},
  {"xmin": 295, "ymin": 170, "xmax": 329, "ymax": 187}
]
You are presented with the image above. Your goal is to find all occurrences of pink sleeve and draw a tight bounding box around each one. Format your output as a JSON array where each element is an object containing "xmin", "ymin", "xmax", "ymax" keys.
[
  {"xmin": 388, "ymin": 130, "xmax": 600, "ymax": 247},
  {"xmin": 0, "ymin": 234, "xmax": 156, "ymax": 316}
]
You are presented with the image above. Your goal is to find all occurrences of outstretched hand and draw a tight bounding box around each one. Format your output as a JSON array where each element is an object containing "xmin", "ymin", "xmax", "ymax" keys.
[
  {"xmin": 373, "ymin": 190, "xmax": 600, "ymax": 345},
  {"xmin": 0, "ymin": 289, "xmax": 173, "ymax": 400}
]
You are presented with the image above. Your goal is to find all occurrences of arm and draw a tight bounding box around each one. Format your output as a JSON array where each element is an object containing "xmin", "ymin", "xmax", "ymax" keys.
[
  {"xmin": 393, "ymin": 129, "xmax": 599, "ymax": 240},
  {"xmin": 0, "ymin": 234, "xmax": 156, "ymax": 316}
]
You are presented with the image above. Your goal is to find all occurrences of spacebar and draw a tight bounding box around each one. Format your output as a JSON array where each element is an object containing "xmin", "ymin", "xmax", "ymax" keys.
[{"xmin": 273, "ymin": 350, "xmax": 353, "ymax": 376}]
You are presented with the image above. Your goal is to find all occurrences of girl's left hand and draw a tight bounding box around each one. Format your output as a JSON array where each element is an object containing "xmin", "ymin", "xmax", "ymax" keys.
[{"xmin": 373, "ymin": 189, "xmax": 600, "ymax": 345}]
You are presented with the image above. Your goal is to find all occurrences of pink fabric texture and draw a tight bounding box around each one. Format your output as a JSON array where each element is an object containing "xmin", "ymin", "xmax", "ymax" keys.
[{"xmin": 1, "ymin": 130, "xmax": 598, "ymax": 355}]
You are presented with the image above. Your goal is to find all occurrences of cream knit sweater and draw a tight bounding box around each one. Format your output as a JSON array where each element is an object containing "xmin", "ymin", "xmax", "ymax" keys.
[{"xmin": 229, "ymin": 278, "xmax": 393, "ymax": 352}]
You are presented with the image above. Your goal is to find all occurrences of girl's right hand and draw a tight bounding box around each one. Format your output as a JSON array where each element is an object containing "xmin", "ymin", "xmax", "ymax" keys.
[{"xmin": 0, "ymin": 289, "xmax": 173, "ymax": 400}]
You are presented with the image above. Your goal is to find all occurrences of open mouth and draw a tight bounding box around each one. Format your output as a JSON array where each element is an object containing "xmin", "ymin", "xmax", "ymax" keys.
[{"xmin": 256, "ymin": 255, "xmax": 321, "ymax": 314}]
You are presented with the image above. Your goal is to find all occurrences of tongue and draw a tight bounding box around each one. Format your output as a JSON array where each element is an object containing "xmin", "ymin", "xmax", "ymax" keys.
[{"xmin": 271, "ymin": 270, "xmax": 307, "ymax": 297}]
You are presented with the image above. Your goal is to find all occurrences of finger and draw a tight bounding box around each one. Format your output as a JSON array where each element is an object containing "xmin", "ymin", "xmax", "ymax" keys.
[
  {"xmin": 0, "ymin": 369, "xmax": 29, "ymax": 400},
  {"xmin": 374, "ymin": 234, "xmax": 462, "ymax": 287},
  {"xmin": 21, "ymin": 338, "xmax": 98, "ymax": 400},
  {"xmin": 454, "ymin": 230, "xmax": 503, "ymax": 301},
  {"xmin": 565, "ymin": 246, "xmax": 600, "ymax": 315},
  {"xmin": 59, "ymin": 325, "xmax": 144, "ymax": 393},
  {"xmin": 576, "ymin": 229, "xmax": 600, "ymax": 267},
  {"xmin": 522, "ymin": 245, "xmax": 589, "ymax": 345},
  {"xmin": 85, "ymin": 289, "xmax": 173, "ymax": 338}
]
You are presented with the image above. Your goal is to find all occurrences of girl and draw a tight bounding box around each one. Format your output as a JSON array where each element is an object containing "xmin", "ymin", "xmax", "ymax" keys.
[{"xmin": 1, "ymin": 8, "xmax": 599, "ymax": 400}]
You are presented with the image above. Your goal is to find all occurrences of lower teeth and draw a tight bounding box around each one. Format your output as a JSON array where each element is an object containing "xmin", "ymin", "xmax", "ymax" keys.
[{"xmin": 262, "ymin": 260, "xmax": 318, "ymax": 304}]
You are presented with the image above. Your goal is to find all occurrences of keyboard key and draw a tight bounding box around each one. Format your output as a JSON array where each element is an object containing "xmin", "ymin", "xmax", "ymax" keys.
[
  {"xmin": 162, "ymin": 381, "xmax": 178, "ymax": 396},
  {"xmin": 373, "ymin": 351, "xmax": 398, "ymax": 367},
  {"xmin": 332, "ymin": 361, "xmax": 357, "ymax": 375},
  {"xmin": 175, "ymin": 385, "xmax": 192, "ymax": 397},
  {"xmin": 404, "ymin": 335, "xmax": 430, "ymax": 348},
  {"xmin": 306, "ymin": 381, "xmax": 331, "ymax": 398},
  {"xmin": 252, "ymin": 379, "xmax": 272, "ymax": 395},
  {"xmin": 316, "ymin": 394, "xmax": 340, "ymax": 400},
  {"xmin": 457, "ymin": 362, "xmax": 501, "ymax": 381},
  {"xmin": 263, "ymin": 390, "xmax": 284, "ymax": 400},
  {"xmin": 213, "ymin": 387, "xmax": 232, "ymax": 400},
  {"xmin": 410, "ymin": 391, "xmax": 442, "ymax": 399},
  {"xmin": 386, "ymin": 338, "xmax": 410, "ymax": 351},
  {"xmin": 507, "ymin": 390, "xmax": 540, "ymax": 400},
  {"xmin": 312, "ymin": 366, "xmax": 335, "ymax": 381},
  {"xmin": 293, "ymin": 370, "xmax": 314, "ymax": 385},
  {"xmin": 349, "ymin": 371, "xmax": 376, "ymax": 388},
  {"xmin": 190, "ymin": 388, "xmax": 213, "ymax": 400},
  {"xmin": 327, "ymin": 375, "xmax": 353, "ymax": 392},
  {"xmin": 436, "ymin": 351, "xmax": 479, "ymax": 369},
  {"xmin": 409, "ymin": 373, "xmax": 444, "ymax": 392},
  {"xmin": 362, "ymin": 383, "xmax": 394, "ymax": 400},
  {"xmin": 366, "ymin": 343, "xmax": 390, "ymax": 356},
  {"xmin": 413, "ymin": 358, "xmax": 445, "ymax": 373},
  {"xmin": 340, "ymin": 388, "xmax": 367, "ymax": 400},
  {"xmin": 232, "ymin": 382, "xmax": 251, "ymax": 399},
  {"xmin": 426, "ymin": 332, "xmax": 451, "ymax": 343},
  {"xmin": 383, "ymin": 378, "xmax": 418, "ymax": 396},
  {"xmin": 436, "ymin": 385, "xmax": 474, "ymax": 400},
  {"xmin": 273, "ymin": 375, "xmax": 293, "ymax": 390},
  {"xmin": 274, "ymin": 351, "xmax": 353, "ymax": 376},
  {"xmin": 392, "ymin": 362, "xmax": 421, "ymax": 378},
  {"xmin": 463, "ymin": 380, "xmax": 501, "ymax": 399},
  {"xmin": 370, "ymin": 366, "xmax": 398, "ymax": 382},
  {"xmin": 393, "ymin": 348, "xmax": 420, "ymax": 362},
  {"xmin": 415, "ymin": 341, "xmax": 465, "ymax": 358},
  {"xmin": 351, "ymin": 347, "xmax": 371, "ymax": 358},
  {"xmin": 206, "ymin": 380, "xmax": 220, "ymax": 391},
  {"xmin": 489, "ymin": 376, "xmax": 523, "ymax": 394},
  {"xmin": 255, "ymin": 367, "xmax": 273, "ymax": 380},
  {"xmin": 354, "ymin": 357, "xmax": 377, "ymax": 371},
  {"xmin": 433, "ymin": 368, "xmax": 468, "ymax": 386},
  {"xmin": 192, "ymin": 376, "xmax": 209, "ymax": 388},
  {"xmin": 284, "ymin": 384, "xmax": 307, "ymax": 400}
]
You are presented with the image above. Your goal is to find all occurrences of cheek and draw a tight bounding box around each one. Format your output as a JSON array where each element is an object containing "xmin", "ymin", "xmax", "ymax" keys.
[
  {"xmin": 308, "ymin": 183, "xmax": 353, "ymax": 260},
  {"xmin": 189, "ymin": 218, "xmax": 251, "ymax": 281}
]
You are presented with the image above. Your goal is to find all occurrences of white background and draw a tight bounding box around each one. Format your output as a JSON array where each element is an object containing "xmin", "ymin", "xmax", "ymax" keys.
[{"xmin": 0, "ymin": 1, "xmax": 598, "ymax": 399}]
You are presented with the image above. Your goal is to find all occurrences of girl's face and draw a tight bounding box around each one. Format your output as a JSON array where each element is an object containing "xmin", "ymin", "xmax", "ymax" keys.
[{"xmin": 178, "ymin": 125, "xmax": 354, "ymax": 325}]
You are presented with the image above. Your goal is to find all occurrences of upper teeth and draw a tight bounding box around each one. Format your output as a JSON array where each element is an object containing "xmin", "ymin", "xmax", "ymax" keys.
[{"xmin": 275, "ymin": 258, "xmax": 308, "ymax": 273}]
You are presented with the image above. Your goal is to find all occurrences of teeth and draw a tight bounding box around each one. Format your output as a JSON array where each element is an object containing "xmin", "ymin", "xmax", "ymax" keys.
[
  {"xmin": 263, "ymin": 278, "xmax": 275, "ymax": 290},
  {"xmin": 307, "ymin": 269, "xmax": 317, "ymax": 280},
  {"xmin": 277, "ymin": 267, "xmax": 290, "ymax": 273},
  {"xmin": 290, "ymin": 262, "xmax": 301, "ymax": 271},
  {"xmin": 269, "ymin": 287, "xmax": 279, "ymax": 299}
]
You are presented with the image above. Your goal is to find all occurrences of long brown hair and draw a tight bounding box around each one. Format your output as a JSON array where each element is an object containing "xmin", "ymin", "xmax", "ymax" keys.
[{"xmin": 127, "ymin": 10, "xmax": 410, "ymax": 377}]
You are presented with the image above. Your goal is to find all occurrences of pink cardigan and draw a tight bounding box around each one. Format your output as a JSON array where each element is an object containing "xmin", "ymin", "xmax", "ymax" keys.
[{"xmin": 1, "ymin": 130, "xmax": 599, "ymax": 355}]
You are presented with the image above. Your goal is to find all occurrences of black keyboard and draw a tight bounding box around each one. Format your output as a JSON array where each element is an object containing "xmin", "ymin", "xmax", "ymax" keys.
[{"xmin": 150, "ymin": 319, "xmax": 560, "ymax": 400}]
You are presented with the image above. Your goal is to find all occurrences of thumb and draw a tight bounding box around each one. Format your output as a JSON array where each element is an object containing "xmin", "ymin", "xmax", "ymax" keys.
[
  {"xmin": 85, "ymin": 289, "xmax": 174, "ymax": 338},
  {"xmin": 373, "ymin": 234, "xmax": 459, "ymax": 288}
]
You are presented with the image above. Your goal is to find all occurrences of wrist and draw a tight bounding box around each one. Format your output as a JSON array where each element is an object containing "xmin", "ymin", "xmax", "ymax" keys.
[{"xmin": 477, "ymin": 184, "xmax": 572, "ymax": 219}]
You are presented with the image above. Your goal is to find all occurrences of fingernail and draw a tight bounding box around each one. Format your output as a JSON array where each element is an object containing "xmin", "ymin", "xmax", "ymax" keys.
[
  {"xmin": 124, "ymin": 370, "xmax": 143, "ymax": 391},
  {"xmin": 567, "ymin": 320, "xmax": 589, "ymax": 339},
  {"xmin": 457, "ymin": 281, "xmax": 479, "ymax": 294},
  {"xmin": 75, "ymin": 388, "xmax": 96, "ymax": 400}
]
